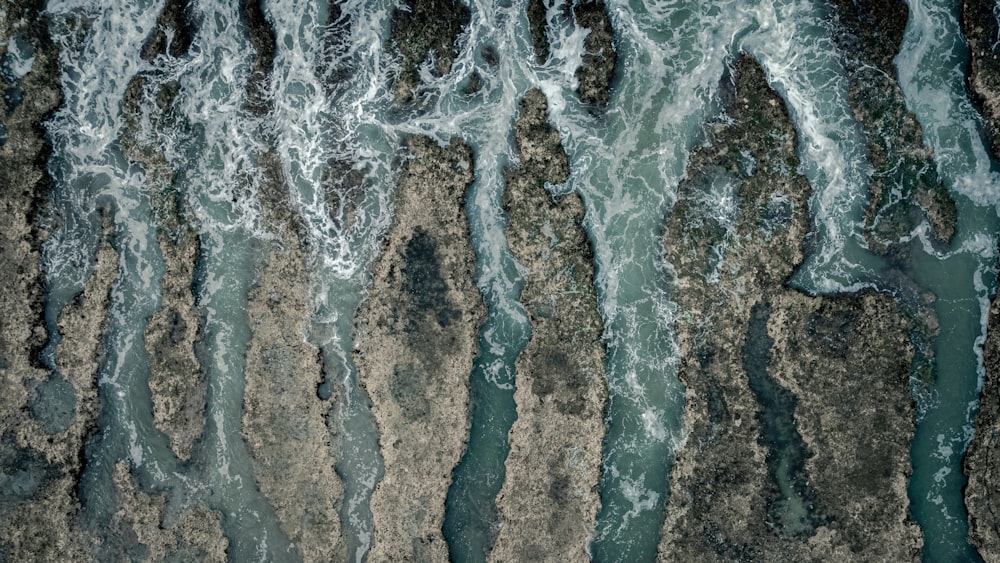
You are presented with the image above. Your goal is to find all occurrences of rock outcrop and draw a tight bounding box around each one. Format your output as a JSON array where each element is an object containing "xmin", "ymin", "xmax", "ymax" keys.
[
  {"xmin": 964, "ymin": 287, "xmax": 1000, "ymax": 558},
  {"xmin": 962, "ymin": 0, "xmax": 1000, "ymax": 160},
  {"xmin": 389, "ymin": 0, "xmax": 471, "ymax": 103},
  {"xmin": 241, "ymin": 152, "xmax": 347, "ymax": 563},
  {"xmin": 0, "ymin": 2, "xmax": 96, "ymax": 559},
  {"xmin": 574, "ymin": 0, "xmax": 617, "ymax": 108},
  {"xmin": 658, "ymin": 55, "xmax": 922, "ymax": 561},
  {"xmin": 832, "ymin": 0, "xmax": 955, "ymax": 252},
  {"xmin": 490, "ymin": 89, "xmax": 607, "ymax": 561},
  {"xmin": 355, "ymin": 135, "xmax": 484, "ymax": 561}
]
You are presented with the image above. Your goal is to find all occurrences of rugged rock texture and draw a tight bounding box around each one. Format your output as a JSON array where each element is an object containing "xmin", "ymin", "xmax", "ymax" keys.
[
  {"xmin": 490, "ymin": 90, "xmax": 606, "ymax": 561},
  {"xmin": 242, "ymin": 231, "xmax": 346, "ymax": 562},
  {"xmin": 3, "ymin": 216, "xmax": 114, "ymax": 563},
  {"xmin": 389, "ymin": 0, "xmax": 471, "ymax": 103},
  {"xmin": 658, "ymin": 55, "xmax": 921, "ymax": 561},
  {"xmin": 355, "ymin": 135, "xmax": 484, "ymax": 562},
  {"xmin": 109, "ymin": 461, "xmax": 228, "ymax": 562},
  {"xmin": 965, "ymin": 289, "xmax": 1000, "ymax": 558},
  {"xmin": 117, "ymin": 0, "xmax": 208, "ymax": 465},
  {"xmin": 832, "ymin": 0, "xmax": 955, "ymax": 253},
  {"xmin": 573, "ymin": 0, "xmax": 617, "ymax": 108},
  {"xmin": 144, "ymin": 221, "xmax": 204, "ymax": 461},
  {"xmin": 0, "ymin": 2, "xmax": 96, "ymax": 559},
  {"xmin": 963, "ymin": 0, "xmax": 1000, "ymax": 161},
  {"xmin": 527, "ymin": 0, "xmax": 551, "ymax": 64}
]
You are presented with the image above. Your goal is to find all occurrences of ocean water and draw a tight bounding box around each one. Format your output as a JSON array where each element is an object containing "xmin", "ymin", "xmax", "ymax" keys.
[{"xmin": 28, "ymin": 0, "xmax": 1000, "ymax": 561}]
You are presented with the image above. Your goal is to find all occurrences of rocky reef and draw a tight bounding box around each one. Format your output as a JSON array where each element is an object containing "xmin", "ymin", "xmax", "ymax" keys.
[
  {"xmin": 658, "ymin": 55, "xmax": 921, "ymax": 561},
  {"xmin": 961, "ymin": 1, "xmax": 1000, "ymax": 558},
  {"xmin": 490, "ymin": 89, "xmax": 607, "ymax": 561},
  {"xmin": 831, "ymin": 0, "xmax": 955, "ymax": 253},
  {"xmin": 241, "ymin": 151, "xmax": 347, "ymax": 563},
  {"xmin": 354, "ymin": 135, "xmax": 484, "ymax": 561},
  {"xmin": 962, "ymin": 0, "xmax": 1000, "ymax": 160},
  {"xmin": 389, "ymin": 0, "xmax": 471, "ymax": 103},
  {"xmin": 573, "ymin": 0, "xmax": 617, "ymax": 108},
  {"xmin": 0, "ymin": 1, "xmax": 95, "ymax": 559},
  {"xmin": 965, "ymin": 286, "xmax": 1000, "ymax": 559}
]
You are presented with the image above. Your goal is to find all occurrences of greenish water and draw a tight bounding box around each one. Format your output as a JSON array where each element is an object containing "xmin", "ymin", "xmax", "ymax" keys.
[{"xmin": 30, "ymin": 0, "xmax": 1000, "ymax": 560}]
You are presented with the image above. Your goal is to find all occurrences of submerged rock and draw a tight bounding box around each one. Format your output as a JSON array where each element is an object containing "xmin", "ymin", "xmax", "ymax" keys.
[
  {"xmin": 658, "ymin": 55, "xmax": 921, "ymax": 561},
  {"xmin": 491, "ymin": 89, "xmax": 607, "ymax": 561},
  {"xmin": 354, "ymin": 135, "xmax": 484, "ymax": 562}
]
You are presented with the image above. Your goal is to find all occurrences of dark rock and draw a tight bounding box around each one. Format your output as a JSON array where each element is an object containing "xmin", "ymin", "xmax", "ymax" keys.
[
  {"xmin": 573, "ymin": 0, "xmax": 617, "ymax": 108},
  {"xmin": 354, "ymin": 135, "xmax": 483, "ymax": 561},
  {"xmin": 659, "ymin": 54, "xmax": 921, "ymax": 560},
  {"xmin": 962, "ymin": 0, "xmax": 1000, "ymax": 160},
  {"xmin": 389, "ymin": 0, "xmax": 471, "ymax": 103},
  {"xmin": 964, "ymin": 279, "xmax": 1000, "ymax": 558},
  {"xmin": 831, "ymin": 0, "xmax": 956, "ymax": 250},
  {"xmin": 492, "ymin": 88, "xmax": 606, "ymax": 561}
]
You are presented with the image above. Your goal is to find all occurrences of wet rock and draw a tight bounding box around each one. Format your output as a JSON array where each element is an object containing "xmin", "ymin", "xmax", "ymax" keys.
[
  {"xmin": 962, "ymin": 0, "xmax": 1000, "ymax": 161},
  {"xmin": 144, "ymin": 223, "xmax": 204, "ymax": 461},
  {"xmin": 490, "ymin": 89, "xmax": 606, "ymax": 562},
  {"xmin": 108, "ymin": 461, "xmax": 228, "ymax": 562},
  {"xmin": 573, "ymin": 0, "xmax": 617, "ymax": 108},
  {"xmin": 831, "ymin": 0, "xmax": 956, "ymax": 251},
  {"xmin": 120, "ymin": 31, "xmax": 206, "ymax": 461},
  {"xmin": 241, "ymin": 0, "xmax": 276, "ymax": 116},
  {"xmin": 241, "ymin": 152, "xmax": 347, "ymax": 562},
  {"xmin": 527, "ymin": 0, "xmax": 570, "ymax": 64},
  {"xmin": 141, "ymin": 0, "xmax": 195, "ymax": 61},
  {"xmin": 354, "ymin": 135, "xmax": 484, "ymax": 562},
  {"xmin": 964, "ymin": 285, "xmax": 1000, "ymax": 558},
  {"xmin": 389, "ymin": 0, "xmax": 471, "ymax": 103},
  {"xmin": 658, "ymin": 55, "xmax": 921, "ymax": 561},
  {"xmin": 0, "ymin": 5, "xmax": 112, "ymax": 555}
]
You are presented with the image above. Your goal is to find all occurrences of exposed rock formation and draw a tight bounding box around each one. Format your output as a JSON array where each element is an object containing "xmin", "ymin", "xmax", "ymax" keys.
[
  {"xmin": 389, "ymin": 0, "xmax": 471, "ymax": 103},
  {"xmin": 832, "ymin": 0, "xmax": 955, "ymax": 252},
  {"xmin": 490, "ymin": 89, "xmax": 606, "ymax": 561},
  {"xmin": 240, "ymin": 152, "xmax": 347, "ymax": 563},
  {"xmin": 964, "ymin": 287, "xmax": 1000, "ymax": 558},
  {"xmin": 962, "ymin": 0, "xmax": 1000, "ymax": 160},
  {"xmin": 658, "ymin": 55, "xmax": 921, "ymax": 561},
  {"xmin": 109, "ymin": 460, "xmax": 228, "ymax": 562},
  {"xmin": 0, "ymin": 2, "xmax": 95, "ymax": 559},
  {"xmin": 355, "ymin": 135, "xmax": 484, "ymax": 561},
  {"xmin": 574, "ymin": 0, "xmax": 617, "ymax": 108}
]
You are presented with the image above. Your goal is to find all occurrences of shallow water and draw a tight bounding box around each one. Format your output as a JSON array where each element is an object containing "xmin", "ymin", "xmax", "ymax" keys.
[{"xmin": 29, "ymin": 0, "xmax": 1000, "ymax": 560}]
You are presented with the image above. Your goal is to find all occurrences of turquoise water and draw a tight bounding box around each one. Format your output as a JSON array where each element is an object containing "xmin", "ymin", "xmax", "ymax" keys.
[{"xmin": 31, "ymin": 0, "xmax": 1000, "ymax": 560}]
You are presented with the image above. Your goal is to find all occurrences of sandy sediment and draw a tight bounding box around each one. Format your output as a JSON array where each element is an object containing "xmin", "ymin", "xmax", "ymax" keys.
[
  {"xmin": 488, "ymin": 89, "xmax": 606, "ymax": 562},
  {"xmin": 658, "ymin": 55, "xmax": 921, "ymax": 562},
  {"xmin": 354, "ymin": 135, "xmax": 483, "ymax": 562}
]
